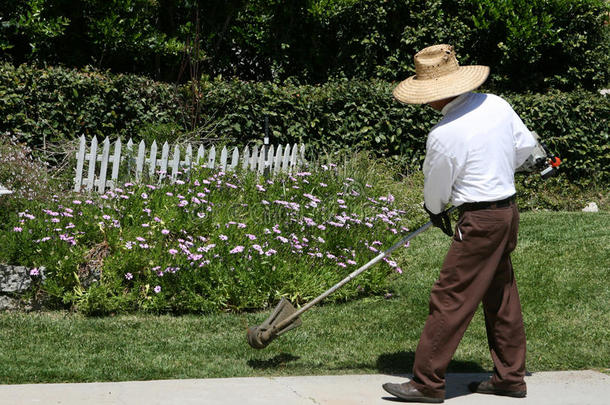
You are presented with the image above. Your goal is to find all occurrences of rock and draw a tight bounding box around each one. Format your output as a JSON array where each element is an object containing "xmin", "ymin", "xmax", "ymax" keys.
[
  {"xmin": 0, "ymin": 265, "xmax": 31, "ymax": 293},
  {"xmin": 582, "ymin": 202, "xmax": 599, "ymax": 212},
  {"xmin": 0, "ymin": 265, "xmax": 47, "ymax": 310},
  {"xmin": 0, "ymin": 295, "xmax": 20, "ymax": 310}
]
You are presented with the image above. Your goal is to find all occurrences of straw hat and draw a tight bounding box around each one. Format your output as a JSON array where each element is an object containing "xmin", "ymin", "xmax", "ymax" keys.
[{"xmin": 393, "ymin": 44, "xmax": 490, "ymax": 104}]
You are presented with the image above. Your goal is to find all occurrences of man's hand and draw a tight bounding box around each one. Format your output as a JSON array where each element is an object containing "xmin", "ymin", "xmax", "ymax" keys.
[{"xmin": 424, "ymin": 205, "xmax": 453, "ymax": 237}]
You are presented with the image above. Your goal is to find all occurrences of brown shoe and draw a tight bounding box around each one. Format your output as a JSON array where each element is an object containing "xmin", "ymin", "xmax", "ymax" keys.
[
  {"xmin": 468, "ymin": 380, "xmax": 526, "ymax": 398},
  {"xmin": 382, "ymin": 381, "xmax": 444, "ymax": 403}
]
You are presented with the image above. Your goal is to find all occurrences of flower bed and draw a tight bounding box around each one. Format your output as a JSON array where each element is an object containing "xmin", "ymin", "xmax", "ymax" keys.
[{"xmin": 2, "ymin": 163, "xmax": 413, "ymax": 314}]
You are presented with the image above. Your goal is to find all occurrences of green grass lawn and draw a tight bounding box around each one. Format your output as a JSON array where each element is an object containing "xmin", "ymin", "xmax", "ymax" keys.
[{"xmin": 1, "ymin": 211, "xmax": 608, "ymax": 384}]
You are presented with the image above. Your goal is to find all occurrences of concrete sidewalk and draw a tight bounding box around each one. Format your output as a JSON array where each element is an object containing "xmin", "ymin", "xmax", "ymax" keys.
[{"xmin": 1, "ymin": 370, "xmax": 608, "ymax": 405}]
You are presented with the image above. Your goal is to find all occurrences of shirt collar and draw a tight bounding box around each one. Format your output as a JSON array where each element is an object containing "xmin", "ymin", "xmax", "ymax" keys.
[{"xmin": 441, "ymin": 92, "xmax": 471, "ymax": 116}]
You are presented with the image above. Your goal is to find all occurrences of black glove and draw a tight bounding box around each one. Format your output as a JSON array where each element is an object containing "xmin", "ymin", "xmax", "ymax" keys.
[{"xmin": 424, "ymin": 205, "xmax": 453, "ymax": 237}]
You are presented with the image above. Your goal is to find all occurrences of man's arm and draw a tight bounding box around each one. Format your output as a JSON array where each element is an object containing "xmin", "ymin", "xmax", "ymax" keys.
[
  {"xmin": 512, "ymin": 114, "xmax": 537, "ymax": 169},
  {"xmin": 423, "ymin": 146, "xmax": 455, "ymax": 214}
]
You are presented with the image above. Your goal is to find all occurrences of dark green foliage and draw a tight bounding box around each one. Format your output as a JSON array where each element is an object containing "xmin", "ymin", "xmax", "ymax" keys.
[
  {"xmin": 0, "ymin": 0, "xmax": 188, "ymax": 80},
  {"xmin": 1, "ymin": 1, "xmax": 608, "ymax": 90},
  {"xmin": 505, "ymin": 90, "xmax": 610, "ymax": 185},
  {"xmin": 0, "ymin": 62, "xmax": 183, "ymax": 149}
]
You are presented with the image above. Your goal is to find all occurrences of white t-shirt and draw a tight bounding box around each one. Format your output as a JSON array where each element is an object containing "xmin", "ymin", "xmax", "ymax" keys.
[{"xmin": 423, "ymin": 92, "xmax": 537, "ymax": 214}]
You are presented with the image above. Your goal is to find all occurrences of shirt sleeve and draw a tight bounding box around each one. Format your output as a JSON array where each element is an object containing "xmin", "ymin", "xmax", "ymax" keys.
[
  {"xmin": 423, "ymin": 145, "xmax": 455, "ymax": 215},
  {"xmin": 512, "ymin": 113, "xmax": 537, "ymax": 168}
]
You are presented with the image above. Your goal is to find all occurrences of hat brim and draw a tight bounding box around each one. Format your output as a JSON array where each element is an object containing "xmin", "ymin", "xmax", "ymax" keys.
[{"xmin": 393, "ymin": 65, "xmax": 490, "ymax": 104}]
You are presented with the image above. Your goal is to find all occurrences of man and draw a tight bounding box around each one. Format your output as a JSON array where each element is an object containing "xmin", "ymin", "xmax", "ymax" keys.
[{"xmin": 382, "ymin": 44, "xmax": 537, "ymax": 403}]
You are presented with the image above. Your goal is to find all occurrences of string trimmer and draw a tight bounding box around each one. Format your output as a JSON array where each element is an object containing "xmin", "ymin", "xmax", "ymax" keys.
[
  {"xmin": 247, "ymin": 131, "xmax": 561, "ymax": 349},
  {"xmin": 246, "ymin": 206, "xmax": 457, "ymax": 349}
]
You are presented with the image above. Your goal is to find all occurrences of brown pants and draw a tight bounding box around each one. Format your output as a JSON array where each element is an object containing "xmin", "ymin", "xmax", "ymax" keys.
[{"xmin": 411, "ymin": 203, "xmax": 527, "ymax": 397}]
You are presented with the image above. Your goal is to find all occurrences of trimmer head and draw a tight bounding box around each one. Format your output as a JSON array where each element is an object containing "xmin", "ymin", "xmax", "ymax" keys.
[{"xmin": 246, "ymin": 298, "xmax": 302, "ymax": 349}]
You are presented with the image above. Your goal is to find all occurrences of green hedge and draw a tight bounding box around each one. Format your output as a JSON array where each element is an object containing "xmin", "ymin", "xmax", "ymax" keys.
[
  {"xmin": 1, "ymin": 63, "xmax": 608, "ymax": 183},
  {"xmin": 0, "ymin": 63, "xmax": 183, "ymax": 149},
  {"xmin": 193, "ymin": 80, "xmax": 610, "ymax": 184}
]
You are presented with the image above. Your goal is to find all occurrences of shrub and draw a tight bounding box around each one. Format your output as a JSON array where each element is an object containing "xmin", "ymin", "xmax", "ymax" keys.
[
  {"xmin": 0, "ymin": 137, "xmax": 58, "ymax": 225},
  {"xmin": 0, "ymin": 62, "xmax": 183, "ymax": 151},
  {"xmin": 1, "ymin": 63, "xmax": 608, "ymax": 184},
  {"xmin": 192, "ymin": 81, "xmax": 610, "ymax": 184},
  {"xmin": 505, "ymin": 90, "xmax": 610, "ymax": 186}
]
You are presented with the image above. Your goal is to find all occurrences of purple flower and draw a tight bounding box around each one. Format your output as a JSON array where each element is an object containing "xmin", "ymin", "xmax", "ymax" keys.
[
  {"xmin": 13, "ymin": 227, "xmax": 22, "ymax": 232},
  {"xmin": 161, "ymin": 229, "xmax": 170, "ymax": 235},
  {"xmin": 29, "ymin": 268, "xmax": 40, "ymax": 276},
  {"xmin": 125, "ymin": 272, "xmax": 133, "ymax": 280},
  {"xmin": 303, "ymin": 217, "xmax": 317, "ymax": 226},
  {"xmin": 219, "ymin": 234, "xmax": 228, "ymax": 241},
  {"xmin": 154, "ymin": 285, "xmax": 161, "ymax": 294},
  {"xmin": 168, "ymin": 249, "xmax": 178, "ymax": 255},
  {"xmin": 230, "ymin": 245, "xmax": 245, "ymax": 254}
]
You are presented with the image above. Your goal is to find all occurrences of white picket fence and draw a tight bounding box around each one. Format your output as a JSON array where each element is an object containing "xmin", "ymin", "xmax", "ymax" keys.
[{"xmin": 73, "ymin": 135, "xmax": 307, "ymax": 193}]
